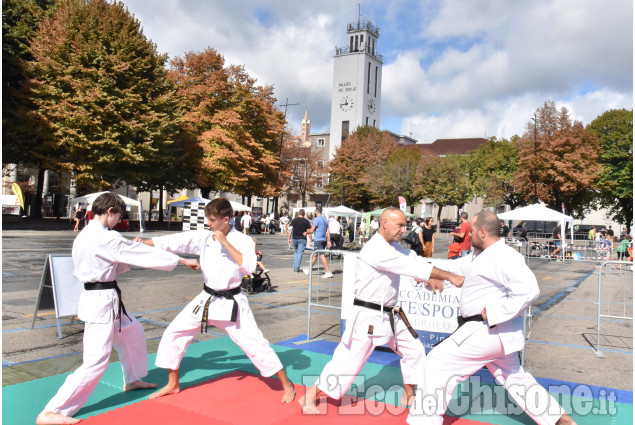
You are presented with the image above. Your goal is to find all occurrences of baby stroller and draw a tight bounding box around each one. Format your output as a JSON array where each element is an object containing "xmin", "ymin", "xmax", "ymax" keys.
[{"xmin": 241, "ymin": 252, "xmax": 272, "ymax": 295}]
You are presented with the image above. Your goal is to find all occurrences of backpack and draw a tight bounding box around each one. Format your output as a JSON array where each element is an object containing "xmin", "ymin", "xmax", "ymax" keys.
[{"xmin": 405, "ymin": 229, "xmax": 420, "ymax": 247}]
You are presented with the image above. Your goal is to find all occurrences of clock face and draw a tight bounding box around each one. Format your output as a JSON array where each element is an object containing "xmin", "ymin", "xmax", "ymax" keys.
[
  {"xmin": 367, "ymin": 99, "xmax": 376, "ymax": 114},
  {"xmin": 339, "ymin": 95, "xmax": 354, "ymax": 112}
]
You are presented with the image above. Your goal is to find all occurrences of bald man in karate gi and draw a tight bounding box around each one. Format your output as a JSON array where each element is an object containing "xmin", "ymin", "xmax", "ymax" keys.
[
  {"xmin": 407, "ymin": 210, "xmax": 576, "ymax": 425},
  {"xmin": 300, "ymin": 208, "xmax": 465, "ymax": 414},
  {"xmin": 138, "ymin": 198, "xmax": 295, "ymax": 403},
  {"xmin": 36, "ymin": 192, "xmax": 200, "ymax": 425}
]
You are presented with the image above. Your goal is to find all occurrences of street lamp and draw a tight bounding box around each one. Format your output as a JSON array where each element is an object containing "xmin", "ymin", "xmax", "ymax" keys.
[{"xmin": 530, "ymin": 113, "xmax": 538, "ymax": 203}]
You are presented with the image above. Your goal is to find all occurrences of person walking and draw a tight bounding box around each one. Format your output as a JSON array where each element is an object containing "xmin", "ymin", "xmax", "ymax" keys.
[
  {"xmin": 303, "ymin": 207, "xmax": 333, "ymax": 278},
  {"xmin": 407, "ymin": 211, "xmax": 577, "ymax": 425},
  {"xmin": 240, "ymin": 212, "xmax": 252, "ymax": 235},
  {"xmin": 288, "ymin": 209, "xmax": 312, "ymax": 273},
  {"xmin": 73, "ymin": 204, "xmax": 85, "ymax": 232},
  {"xmin": 328, "ymin": 215, "xmax": 342, "ymax": 250}
]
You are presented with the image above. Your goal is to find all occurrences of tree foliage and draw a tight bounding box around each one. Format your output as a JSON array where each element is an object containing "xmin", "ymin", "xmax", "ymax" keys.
[
  {"xmin": 416, "ymin": 154, "xmax": 474, "ymax": 222},
  {"xmin": 587, "ymin": 109, "xmax": 633, "ymax": 227},
  {"xmin": 26, "ymin": 0, "xmax": 185, "ymax": 189},
  {"xmin": 467, "ymin": 136, "xmax": 528, "ymax": 209},
  {"xmin": 281, "ymin": 140, "xmax": 323, "ymax": 207},
  {"xmin": 514, "ymin": 101, "xmax": 601, "ymax": 218},
  {"xmin": 367, "ymin": 145, "xmax": 421, "ymax": 208},
  {"xmin": 167, "ymin": 48, "xmax": 285, "ymax": 198},
  {"xmin": 327, "ymin": 126, "xmax": 398, "ymax": 211}
]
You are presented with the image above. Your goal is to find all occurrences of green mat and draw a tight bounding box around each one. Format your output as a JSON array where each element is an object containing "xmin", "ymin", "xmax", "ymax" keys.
[{"xmin": 2, "ymin": 337, "xmax": 632, "ymax": 425}]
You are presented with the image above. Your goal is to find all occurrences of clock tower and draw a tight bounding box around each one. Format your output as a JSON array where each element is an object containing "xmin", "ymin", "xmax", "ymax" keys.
[{"xmin": 329, "ymin": 17, "xmax": 383, "ymax": 159}]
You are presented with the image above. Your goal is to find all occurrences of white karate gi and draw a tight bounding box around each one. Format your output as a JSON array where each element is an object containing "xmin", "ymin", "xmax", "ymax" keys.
[
  {"xmin": 407, "ymin": 239, "xmax": 566, "ymax": 425},
  {"xmin": 315, "ymin": 233, "xmax": 434, "ymax": 400},
  {"xmin": 44, "ymin": 220, "xmax": 180, "ymax": 417},
  {"xmin": 152, "ymin": 228, "xmax": 283, "ymax": 377}
]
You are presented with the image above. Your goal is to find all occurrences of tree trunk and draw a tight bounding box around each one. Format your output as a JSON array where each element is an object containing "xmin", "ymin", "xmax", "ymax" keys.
[
  {"xmin": 436, "ymin": 205, "xmax": 443, "ymax": 233},
  {"xmin": 200, "ymin": 187, "xmax": 211, "ymax": 199},
  {"xmin": 158, "ymin": 186, "xmax": 164, "ymax": 223},
  {"xmin": 30, "ymin": 165, "xmax": 45, "ymax": 219}
]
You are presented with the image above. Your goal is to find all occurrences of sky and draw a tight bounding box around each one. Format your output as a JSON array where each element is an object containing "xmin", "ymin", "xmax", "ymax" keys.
[{"xmin": 121, "ymin": 0, "xmax": 633, "ymax": 144}]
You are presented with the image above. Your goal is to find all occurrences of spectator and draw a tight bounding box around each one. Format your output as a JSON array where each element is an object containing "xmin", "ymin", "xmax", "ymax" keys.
[
  {"xmin": 288, "ymin": 209, "xmax": 311, "ymax": 272},
  {"xmin": 328, "ymin": 215, "xmax": 342, "ymax": 250},
  {"xmin": 588, "ymin": 226, "xmax": 596, "ymax": 242},
  {"xmin": 499, "ymin": 220, "xmax": 510, "ymax": 238},
  {"xmin": 449, "ymin": 212, "xmax": 471, "ymax": 257},
  {"xmin": 280, "ymin": 213, "xmax": 290, "ymax": 234},
  {"xmin": 421, "ymin": 217, "xmax": 436, "ymax": 257},
  {"xmin": 551, "ymin": 225, "xmax": 562, "ymax": 260},
  {"xmin": 347, "ymin": 218, "xmax": 356, "ymax": 243},
  {"xmin": 359, "ymin": 219, "xmax": 367, "ymax": 244},
  {"xmin": 73, "ymin": 204, "xmax": 85, "ymax": 232},
  {"xmin": 303, "ymin": 207, "xmax": 333, "ymax": 278},
  {"xmin": 370, "ymin": 217, "xmax": 379, "ymax": 235},
  {"xmin": 240, "ymin": 212, "xmax": 251, "ymax": 235}
]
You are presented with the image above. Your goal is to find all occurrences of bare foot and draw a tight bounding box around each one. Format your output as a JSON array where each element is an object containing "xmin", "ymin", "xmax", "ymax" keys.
[
  {"xmin": 298, "ymin": 387, "xmax": 322, "ymax": 414},
  {"xmin": 35, "ymin": 410, "xmax": 81, "ymax": 424},
  {"xmin": 148, "ymin": 383, "xmax": 180, "ymax": 399},
  {"xmin": 400, "ymin": 391, "xmax": 415, "ymax": 407},
  {"xmin": 281, "ymin": 383, "xmax": 296, "ymax": 403},
  {"xmin": 123, "ymin": 379, "xmax": 159, "ymax": 391},
  {"xmin": 556, "ymin": 414, "xmax": 577, "ymax": 425}
]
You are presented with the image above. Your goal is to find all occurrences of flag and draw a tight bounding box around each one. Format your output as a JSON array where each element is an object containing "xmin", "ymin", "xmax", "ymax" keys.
[
  {"xmin": 398, "ymin": 196, "xmax": 407, "ymax": 212},
  {"xmin": 11, "ymin": 183, "xmax": 24, "ymax": 210}
]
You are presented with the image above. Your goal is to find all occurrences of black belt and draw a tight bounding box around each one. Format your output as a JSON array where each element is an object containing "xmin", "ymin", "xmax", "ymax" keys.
[
  {"xmin": 433, "ymin": 314, "xmax": 494, "ymax": 348},
  {"xmin": 84, "ymin": 280, "xmax": 130, "ymax": 332},
  {"xmin": 199, "ymin": 285, "xmax": 242, "ymax": 333},
  {"xmin": 353, "ymin": 298, "xmax": 419, "ymax": 340}
]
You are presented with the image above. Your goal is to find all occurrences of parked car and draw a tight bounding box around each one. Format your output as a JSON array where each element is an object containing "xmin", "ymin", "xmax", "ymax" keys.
[
  {"xmin": 572, "ymin": 224, "xmax": 607, "ymax": 240},
  {"xmin": 439, "ymin": 219, "xmax": 459, "ymax": 231},
  {"xmin": 512, "ymin": 221, "xmax": 559, "ymax": 238}
]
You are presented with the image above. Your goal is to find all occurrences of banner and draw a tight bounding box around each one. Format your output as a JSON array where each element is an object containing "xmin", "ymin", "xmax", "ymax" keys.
[
  {"xmin": 398, "ymin": 196, "xmax": 407, "ymax": 212},
  {"xmin": 11, "ymin": 182, "xmax": 24, "ymax": 210}
]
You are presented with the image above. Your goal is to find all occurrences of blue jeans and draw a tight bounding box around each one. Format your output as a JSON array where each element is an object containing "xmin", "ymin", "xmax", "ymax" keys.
[{"xmin": 292, "ymin": 238, "xmax": 307, "ymax": 271}]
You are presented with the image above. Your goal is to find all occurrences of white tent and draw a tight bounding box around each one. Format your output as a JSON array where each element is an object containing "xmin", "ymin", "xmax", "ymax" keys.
[
  {"xmin": 324, "ymin": 205, "xmax": 362, "ymax": 243},
  {"xmin": 167, "ymin": 197, "xmax": 251, "ymax": 228},
  {"xmin": 71, "ymin": 191, "xmax": 145, "ymax": 232},
  {"xmin": 498, "ymin": 204, "xmax": 574, "ymax": 260}
]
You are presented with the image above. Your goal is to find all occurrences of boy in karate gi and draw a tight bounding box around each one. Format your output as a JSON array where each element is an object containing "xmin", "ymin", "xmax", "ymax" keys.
[
  {"xmin": 36, "ymin": 192, "xmax": 200, "ymax": 425},
  {"xmin": 300, "ymin": 208, "xmax": 464, "ymax": 414},
  {"xmin": 138, "ymin": 198, "xmax": 295, "ymax": 402}
]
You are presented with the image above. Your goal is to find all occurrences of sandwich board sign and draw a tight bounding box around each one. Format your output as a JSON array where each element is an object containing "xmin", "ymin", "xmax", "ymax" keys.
[{"xmin": 31, "ymin": 254, "xmax": 84, "ymax": 338}]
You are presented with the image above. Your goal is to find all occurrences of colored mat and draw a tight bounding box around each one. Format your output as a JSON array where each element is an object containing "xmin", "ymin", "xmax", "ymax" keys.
[{"xmin": 2, "ymin": 336, "xmax": 632, "ymax": 425}]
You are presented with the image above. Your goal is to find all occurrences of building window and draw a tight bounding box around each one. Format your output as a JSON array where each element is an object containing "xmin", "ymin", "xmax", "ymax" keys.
[
  {"xmin": 354, "ymin": 35, "xmax": 358, "ymax": 52},
  {"xmin": 341, "ymin": 121, "xmax": 349, "ymax": 142},
  {"xmin": 317, "ymin": 138, "xmax": 325, "ymax": 147},
  {"xmin": 366, "ymin": 117, "xmax": 369, "ymax": 126},
  {"xmin": 373, "ymin": 119, "xmax": 376, "ymax": 127},
  {"xmin": 374, "ymin": 66, "xmax": 378, "ymax": 96},
  {"xmin": 349, "ymin": 36, "xmax": 353, "ymax": 52},
  {"xmin": 367, "ymin": 62, "xmax": 371, "ymax": 94}
]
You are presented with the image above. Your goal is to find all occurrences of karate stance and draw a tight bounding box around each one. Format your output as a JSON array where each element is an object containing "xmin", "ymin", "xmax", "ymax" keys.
[
  {"xmin": 300, "ymin": 208, "xmax": 465, "ymax": 414},
  {"xmin": 407, "ymin": 211, "xmax": 576, "ymax": 425},
  {"xmin": 138, "ymin": 198, "xmax": 295, "ymax": 402},
  {"xmin": 36, "ymin": 192, "xmax": 200, "ymax": 425}
]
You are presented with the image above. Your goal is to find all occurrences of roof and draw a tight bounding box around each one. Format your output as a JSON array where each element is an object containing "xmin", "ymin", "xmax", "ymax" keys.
[{"xmin": 417, "ymin": 138, "xmax": 488, "ymax": 155}]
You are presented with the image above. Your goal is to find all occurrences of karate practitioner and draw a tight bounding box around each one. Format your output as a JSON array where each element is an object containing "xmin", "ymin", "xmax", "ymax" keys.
[
  {"xmin": 407, "ymin": 211, "xmax": 576, "ymax": 425},
  {"xmin": 36, "ymin": 192, "xmax": 200, "ymax": 425},
  {"xmin": 138, "ymin": 198, "xmax": 295, "ymax": 402},
  {"xmin": 300, "ymin": 208, "xmax": 465, "ymax": 414}
]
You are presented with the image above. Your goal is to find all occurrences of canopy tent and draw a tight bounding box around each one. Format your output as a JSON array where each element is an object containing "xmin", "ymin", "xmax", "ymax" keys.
[
  {"xmin": 498, "ymin": 204, "xmax": 574, "ymax": 260},
  {"xmin": 71, "ymin": 191, "xmax": 145, "ymax": 232},
  {"xmin": 324, "ymin": 206, "xmax": 363, "ymax": 243},
  {"xmin": 367, "ymin": 208, "xmax": 415, "ymax": 218},
  {"xmin": 167, "ymin": 197, "xmax": 251, "ymax": 228}
]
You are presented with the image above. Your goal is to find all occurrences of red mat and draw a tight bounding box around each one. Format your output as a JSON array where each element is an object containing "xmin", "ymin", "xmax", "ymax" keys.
[{"xmin": 81, "ymin": 371, "xmax": 487, "ymax": 425}]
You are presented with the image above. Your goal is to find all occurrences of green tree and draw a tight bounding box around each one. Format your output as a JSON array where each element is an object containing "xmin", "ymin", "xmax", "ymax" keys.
[
  {"xmin": 514, "ymin": 101, "xmax": 601, "ymax": 218},
  {"xmin": 587, "ymin": 109, "xmax": 633, "ymax": 229},
  {"xmin": 327, "ymin": 126, "xmax": 398, "ymax": 211},
  {"xmin": 467, "ymin": 136, "xmax": 528, "ymax": 209},
  {"xmin": 168, "ymin": 49, "xmax": 284, "ymax": 200},
  {"xmin": 417, "ymin": 154, "xmax": 474, "ymax": 226},
  {"xmin": 26, "ymin": 0, "xmax": 183, "ymax": 191},
  {"xmin": 367, "ymin": 145, "xmax": 421, "ymax": 209}
]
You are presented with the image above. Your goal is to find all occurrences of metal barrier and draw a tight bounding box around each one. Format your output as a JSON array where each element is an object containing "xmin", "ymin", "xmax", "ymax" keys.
[
  {"xmin": 305, "ymin": 249, "xmax": 345, "ymax": 341},
  {"xmin": 504, "ymin": 238, "xmax": 630, "ymax": 264},
  {"xmin": 594, "ymin": 260, "xmax": 633, "ymax": 358}
]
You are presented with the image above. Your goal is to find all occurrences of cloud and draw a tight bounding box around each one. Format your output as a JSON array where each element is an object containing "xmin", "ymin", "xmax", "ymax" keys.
[{"xmin": 121, "ymin": 0, "xmax": 633, "ymax": 142}]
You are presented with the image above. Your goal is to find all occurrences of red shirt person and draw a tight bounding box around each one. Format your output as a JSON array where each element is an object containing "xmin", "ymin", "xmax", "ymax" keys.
[{"xmin": 449, "ymin": 212, "xmax": 472, "ymax": 257}]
